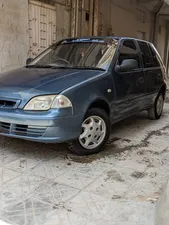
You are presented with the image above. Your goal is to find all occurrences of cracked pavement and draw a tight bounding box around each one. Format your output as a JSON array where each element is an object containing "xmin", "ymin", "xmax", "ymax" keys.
[{"xmin": 1, "ymin": 101, "xmax": 169, "ymax": 224}]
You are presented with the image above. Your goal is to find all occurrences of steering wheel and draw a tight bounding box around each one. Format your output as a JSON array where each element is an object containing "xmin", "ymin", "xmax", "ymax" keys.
[{"xmin": 54, "ymin": 58, "xmax": 72, "ymax": 66}]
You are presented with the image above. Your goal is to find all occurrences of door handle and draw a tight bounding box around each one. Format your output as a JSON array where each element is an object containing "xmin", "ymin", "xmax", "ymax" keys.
[{"xmin": 139, "ymin": 77, "xmax": 144, "ymax": 84}]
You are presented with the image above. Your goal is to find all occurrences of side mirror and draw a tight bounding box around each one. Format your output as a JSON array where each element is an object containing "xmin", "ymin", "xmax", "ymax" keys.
[
  {"xmin": 115, "ymin": 59, "xmax": 138, "ymax": 73},
  {"xmin": 26, "ymin": 58, "xmax": 33, "ymax": 65}
]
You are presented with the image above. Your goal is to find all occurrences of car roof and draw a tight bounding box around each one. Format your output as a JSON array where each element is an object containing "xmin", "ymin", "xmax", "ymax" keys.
[{"xmin": 62, "ymin": 36, "xmax": 152, "ymax": 45}]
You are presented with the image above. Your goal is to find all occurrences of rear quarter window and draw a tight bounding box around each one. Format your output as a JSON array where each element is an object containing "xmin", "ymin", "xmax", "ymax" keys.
[
  {"xmin": 138, "ymin": 41, "xmax": 159, "ymax": 68},
  {"xmin": 150, "ymin": 44, "xmax": 166, "ymax": 77},
  {"xmin": 148, "ymin": 44, "xmax": 160, "ymax": 67},
  {"xmin": 149, "ymin": 44, "xmax": 165, "ymax": 68}
]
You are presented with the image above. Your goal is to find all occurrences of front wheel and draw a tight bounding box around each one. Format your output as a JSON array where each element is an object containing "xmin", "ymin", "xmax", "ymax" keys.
[
  {"xmin": 68, "ymin": 108, "xmax": 111, "ymax": 156},
  {"xmin": 148, "ymin": 92, "xmax": 164, "ymax": 120}
]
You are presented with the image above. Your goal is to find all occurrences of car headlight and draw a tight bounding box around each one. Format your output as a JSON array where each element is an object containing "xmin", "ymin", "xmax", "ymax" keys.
[{"xmin": 24, "ymin": 95, "xmax": 72, "ymax": 110}]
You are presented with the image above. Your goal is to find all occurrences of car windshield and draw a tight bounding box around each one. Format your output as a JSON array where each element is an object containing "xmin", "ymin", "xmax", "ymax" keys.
[{"xmin": 28, "ymin": 38, "xmax": 118, "ymax": 70}]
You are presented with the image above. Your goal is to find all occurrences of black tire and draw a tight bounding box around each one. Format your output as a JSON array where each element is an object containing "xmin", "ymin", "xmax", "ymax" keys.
[
  {"xmin": 68, "ymin": 108, "xmax": 111, "ymax": 156},
  {"xmin": 148, "ymin": 92, "xmax": 164, "ymax": 120}
]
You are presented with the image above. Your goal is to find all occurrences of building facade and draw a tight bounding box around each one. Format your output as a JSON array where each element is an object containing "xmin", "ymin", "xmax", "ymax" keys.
[{"xmin": 0, "ymin": 0, "xmax": 169, "ymax": 74}]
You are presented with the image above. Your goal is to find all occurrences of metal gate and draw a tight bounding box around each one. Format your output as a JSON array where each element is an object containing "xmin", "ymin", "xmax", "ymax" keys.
[{"xmin": 29, "ymin": 0, "xmax": 57, "ymax": 58}]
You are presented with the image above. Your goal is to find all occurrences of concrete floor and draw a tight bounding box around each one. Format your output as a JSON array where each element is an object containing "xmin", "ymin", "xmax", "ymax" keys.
[{"xmin": 1, "ymin": 103, "xmax": 169, "ymax": 225}]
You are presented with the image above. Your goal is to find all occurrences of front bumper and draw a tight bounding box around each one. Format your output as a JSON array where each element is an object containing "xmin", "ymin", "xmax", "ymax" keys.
[{"xmin": 0, "ymin": 109, "xmax": 83, "ymax": 143}]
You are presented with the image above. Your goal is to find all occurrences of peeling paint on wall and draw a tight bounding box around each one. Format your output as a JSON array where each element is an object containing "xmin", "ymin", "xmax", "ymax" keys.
[{"xmin": 0, "ymin": 0, "xmax": 29, "ymax": 72}]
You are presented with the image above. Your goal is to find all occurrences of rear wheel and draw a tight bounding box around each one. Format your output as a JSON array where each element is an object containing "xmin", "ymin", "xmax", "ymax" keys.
[
  {"xmin": 68, "ymin": 108, "xmax": 111, "ymax": 156},
  {"xmin": 148, "ymin": 92, "xmax": 164, "ymax": 120}
]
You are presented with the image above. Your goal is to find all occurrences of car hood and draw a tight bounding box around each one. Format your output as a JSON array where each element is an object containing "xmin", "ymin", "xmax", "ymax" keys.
[{"xmin": 0, "ymin": 67, "xmax": 104, "ymax": 101}]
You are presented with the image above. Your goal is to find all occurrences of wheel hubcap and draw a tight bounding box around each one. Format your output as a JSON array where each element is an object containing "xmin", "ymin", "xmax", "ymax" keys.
[
  {"xmin": 157, "ymin": 95, "xmax": 164, "ymax": 115},
  {"xmin": 79, "ymin": 116, "xmax": 106, "ymax": 150}
]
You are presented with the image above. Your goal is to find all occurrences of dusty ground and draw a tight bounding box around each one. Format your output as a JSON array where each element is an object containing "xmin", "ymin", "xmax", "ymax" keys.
[{"xmin": 1, "ymin": 102, "xmax": 169, "ymax": 225}]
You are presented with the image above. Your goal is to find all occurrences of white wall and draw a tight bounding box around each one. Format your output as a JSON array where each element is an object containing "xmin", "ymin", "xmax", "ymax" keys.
[
  {"xmin": 0, "ymin": 0, "xmax": 29, "ymax": 72},
  {"xmin": 99, "ymin": 0, "xmax": 152, "ymax": 41},
  {"xmin": 98, "ymin": 0, "xmax": 169, "ymax": 64}
]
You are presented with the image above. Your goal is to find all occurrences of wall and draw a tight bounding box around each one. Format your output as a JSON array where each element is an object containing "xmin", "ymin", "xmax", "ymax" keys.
[
  {"xmin": 0, "ymin": 0, "xmax": 168, "ymax": 73},
  {"xmin": 98, "ymin": 0, "xmax": 169, "ymax": 66},
  {"xmin": 98, "ymin": 0, "xmax": 152, "ymax": 40},
  {"xmin": 0, "ymin": 0, "xmax": 29, "ymax": 72}
]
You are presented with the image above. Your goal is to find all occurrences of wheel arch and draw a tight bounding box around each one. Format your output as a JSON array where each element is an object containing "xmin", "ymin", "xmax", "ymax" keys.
[
  {"xmin": 86, "ymin": 98, "xmax": 111, "ymax": 117},
  {"xmin": 160, "ymin": 84, "xmax": 167, "ymax": 99}
]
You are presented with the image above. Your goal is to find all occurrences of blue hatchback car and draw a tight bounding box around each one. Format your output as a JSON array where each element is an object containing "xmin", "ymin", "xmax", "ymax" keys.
[{"xmin": 0, "ymin": 37, "xmax": 166, "ymax": 155}]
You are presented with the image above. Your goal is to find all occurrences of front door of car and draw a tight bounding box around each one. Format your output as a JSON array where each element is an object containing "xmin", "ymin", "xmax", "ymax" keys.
[{"xmin": 112, "ymin": 39, "xmax": 146, "ymax": 120}]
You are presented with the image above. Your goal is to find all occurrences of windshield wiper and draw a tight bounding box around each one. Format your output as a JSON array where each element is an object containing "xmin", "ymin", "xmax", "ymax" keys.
[
  {"xmin": 72, "ymin": 66, "xmax": 106, "ymax": 71},
  {"xmin": 26, "ymin": 65, "xmax": 52, "ymax": 68},
  {"xmin": 26, "ymin": 65, "xmax": 105, "ymax": 71},
  {"xmin": 25, "ymin": 64, "xmax": 72, "ymax": 69}
]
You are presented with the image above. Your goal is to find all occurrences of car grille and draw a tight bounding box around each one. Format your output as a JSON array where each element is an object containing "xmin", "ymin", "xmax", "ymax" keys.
[
  {"xmin": 0, "ymin": 100, "xmax": 16, "ymax": 108},
  {"xmin": 0, "ymin": 122, "xmax": 11, "ymax": 133},
  {"xmin": 0, "ymin": 98, "xmax": 21, "ymax": 109},
  {"xmin": 0, "ymin": 122, "xmax": 46, "ymax": 138}
]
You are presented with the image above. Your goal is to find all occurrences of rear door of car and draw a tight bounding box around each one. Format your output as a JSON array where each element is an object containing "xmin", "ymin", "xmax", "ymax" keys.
[
  {"xmin": 137, "ymin": 41, "xmax": 163, "ymax": 106},
  {"xmin": 113, "ymin": 39, "xmax": 146, "ymax": 119}
]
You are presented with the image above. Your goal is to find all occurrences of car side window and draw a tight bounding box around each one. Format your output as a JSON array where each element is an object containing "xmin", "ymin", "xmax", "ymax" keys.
[
  {"xmin": 118, "ymin": 40, "xmax": 140, "ymax": 68},
  {"xmin": 138, "ymin": 41, "xmax": 159, "ymax": 68}
]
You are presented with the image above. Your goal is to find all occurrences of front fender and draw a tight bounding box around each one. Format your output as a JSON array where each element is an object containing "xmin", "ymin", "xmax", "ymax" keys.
[{"xmin": 61, "ymin": 73, "xmax": 115, "ymax": 116}]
